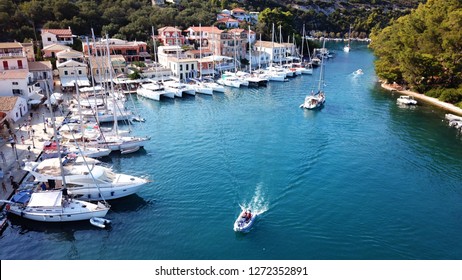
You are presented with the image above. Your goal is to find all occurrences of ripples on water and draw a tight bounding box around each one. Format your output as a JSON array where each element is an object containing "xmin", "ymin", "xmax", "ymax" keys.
[{"xmin": 1, "ymin": 42, "xmax": 462, "ymax": 260}]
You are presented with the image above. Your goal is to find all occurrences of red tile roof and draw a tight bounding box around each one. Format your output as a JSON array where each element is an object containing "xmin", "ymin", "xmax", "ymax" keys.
[
  {"xmin": 41, "ymin": 29, "xmax": 73, "ymax": 37},
  {"xmin": 187, "ymin": 26, "xmax": 221, "ymax": 33},
  {"xmin": 0, "ymin": 96, "xmax": 19, "ymax": 112},
  {"xmin": 0, "ymin": 70, "xmax": 29, "ymax": 80}
]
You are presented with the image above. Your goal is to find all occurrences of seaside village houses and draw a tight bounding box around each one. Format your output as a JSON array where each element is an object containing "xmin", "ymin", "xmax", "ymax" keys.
[
  {"xmin": 0, "ymin": 42, "xmax": 51, "ymax": 127},
  {"xmin": 0, "ymin": 5, "xmax": 291, "ymax": 126}
]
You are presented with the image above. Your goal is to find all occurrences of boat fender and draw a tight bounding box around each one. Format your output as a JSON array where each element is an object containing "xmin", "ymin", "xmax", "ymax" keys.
[
  {"xmin": 20, "ymin": 211, "xmax": 24, "ymax": 217},
  {"xmin": 5, "ymin": 204, "xmax": 10, "ymax": 211},
  {"xmin": 111, "ymin": 191, "xmax": 114, "ymax": 196}
]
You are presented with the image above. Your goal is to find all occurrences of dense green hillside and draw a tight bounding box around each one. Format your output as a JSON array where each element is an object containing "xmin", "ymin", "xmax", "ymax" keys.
[
  {"xmin": 0, "ymin": 0, "xmax": 422, "ymax": 43},
  {"xmin": 370, "ymin": 0, "xmax": 462, "ymax": 105}
]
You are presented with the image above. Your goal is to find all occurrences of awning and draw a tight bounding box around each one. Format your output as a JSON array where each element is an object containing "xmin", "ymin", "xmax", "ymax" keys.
[
  {"xmin": 28, "ymin": 191, "xmax": 63, "ymax": 207},
  {"xmin": 28, "ymin": 100, "xmax": 42, "ymax": 105},
  {"xmin": 29, "ymin": 91, "xmax": 44, "ymax": 100},
  {"xmin": 79, "ymin": 86, "xmax": 103, "ymax": 92},
  {"xmin": 60, "ymin": 76, "xmax": 91, "ymax": 87}
]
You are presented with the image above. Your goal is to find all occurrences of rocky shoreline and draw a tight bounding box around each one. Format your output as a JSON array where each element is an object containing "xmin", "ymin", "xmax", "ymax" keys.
[{"xmin": 380, "ymin": 82, "xmax": 462, "ymax": 116}]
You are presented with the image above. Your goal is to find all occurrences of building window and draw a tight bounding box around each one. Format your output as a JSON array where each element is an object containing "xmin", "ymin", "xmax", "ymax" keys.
[
  {"xmin": 47, "ymin": 37, "xmax": 51, "ymax": 42},
  {"xmin": 78, "ymin": 70, "xmax": 82, "ymax": 75},
  {"xmin": 12, "ymin": 82, "xmax": 18, "ymax": 85},
  {"xmin": 186, "ymin": 64, "xmax": 189, "ymax": 71},
  {"xmin": 180, "ymin": 65, "xmax": 183, "ymax": 71},
  {"xmin": 17, "ymin": 60, "xmax": 23, "ymax": 69},
  {"xmin": 191, "ymin": 64, "xmax": 194, "ymax": 70},
  {"xmin": 64, "ymin": 71, "xmax": 68, "ymax": 75}
]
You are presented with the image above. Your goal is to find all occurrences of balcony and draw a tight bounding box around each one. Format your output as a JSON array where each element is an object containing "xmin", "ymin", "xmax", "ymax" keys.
[{"xmin": 0, "ymin": 52, "xmax": 26, "ymax": 58}]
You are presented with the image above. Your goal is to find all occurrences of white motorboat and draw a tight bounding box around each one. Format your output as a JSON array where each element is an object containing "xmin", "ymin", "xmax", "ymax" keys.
[
  {"xmin": 90, "ymin": 217, "xmax": 111, "ymax": 228},
  {"xmin": 3, "ymin": 190, "xmax": 109, "ymax": 222},
  {"xmin": 137, "ymin": 82, "xmax": 175, "ymax": 101},
  {"xmin": 24, "ymin": 158, "xmax": 149, "ymax": 201},
  {"xmin": 202, "ymin": 78, "xmax": 225, "ymax": 93},
  {"xmin": 445, "ymin": 113, "xmax": 462, "ymax": 122},
  {"xmin": 353, "ymin": 69, "xmax": 364, "ymax": 75},
  {"xmin": 217, "ymin": 74, "xmax": 242, "ymax": 88},
  {"xmin": 233, "ymin": 209, "xmax": 256, "ymax": 232},
  {"xmin": 164, "ymin": 80, "xmax": 196, "ymax": 97},
  {"xmin": 189, "ymin": 79, "xmax": 213, "ymax": 95},
  {"xmin": 397, "ymin": 95, "xmax": 417, "ymax": 105}
]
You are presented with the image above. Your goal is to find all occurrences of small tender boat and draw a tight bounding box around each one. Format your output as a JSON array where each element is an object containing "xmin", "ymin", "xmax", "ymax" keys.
[
  {"xmin": 233, "ymin": 209, "xmax": 256, "ymax": 232},
  {"xmin": 90, "ymin": 217, "xmax": 111, "ymax": 229},
  {"xmin": 397, "ymin": 95, "xmax": 417, "ymax": 105},
  {"xmin": 353, "ymin": 69, "xmax": 363, "ymax": 75},
  {"xmin": 121, "ymin": 146, "xmax": 140, "ymax": 154},
  {"xmin": 132, "ymin": 116, "xmax": 146, "ymax": 122}
]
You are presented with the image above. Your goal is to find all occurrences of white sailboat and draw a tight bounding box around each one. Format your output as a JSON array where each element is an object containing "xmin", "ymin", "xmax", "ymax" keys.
[
  {"xmin": 3, "ymin": 190, "xmax": 109, "ymax": 222},
  {"xmin": 343, "ymin": 25, "xmax": 352, "ymax": 53},
  {"xmin": 300, "ymin": 39, "xmax": 327, "ymax": 110}
]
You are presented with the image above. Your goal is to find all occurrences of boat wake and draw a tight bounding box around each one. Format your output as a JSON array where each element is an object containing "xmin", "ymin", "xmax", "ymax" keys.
[{"xmin": 239, "ymin": 182, "xmax": 269, "ymax": 216}]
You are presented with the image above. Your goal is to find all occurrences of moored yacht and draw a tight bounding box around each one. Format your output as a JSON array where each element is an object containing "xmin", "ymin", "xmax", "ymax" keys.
[{"xmin": 24, "ymin": 157, "xmax": 149, "ymax": 201}]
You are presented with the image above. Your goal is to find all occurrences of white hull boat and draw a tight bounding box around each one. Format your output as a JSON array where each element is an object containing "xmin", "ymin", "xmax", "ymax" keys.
[
  {"xmin": 24, "ymin": 158, "xmax": 149, "ymax": 201},
  {"xmin": 300, "ymin": 93, "xmax": 325, "ymax": 110},
  {"xmin": 233, "ymin": 209, "xmax": 257, "ymax": 232},
  {"xmin": 397, "ymin": 95, "xmax": 417, "ymax": 105},
  {"xmin": 445, "ymin": 114, "xmax": 462, "ymax": 122},
  {"xmin": 90, "ymin": 217, "xmax": 111, "ymax": 228},
  {"xmin": 4, "ymin": 190, "xmax": 109, "ymax": 222}
]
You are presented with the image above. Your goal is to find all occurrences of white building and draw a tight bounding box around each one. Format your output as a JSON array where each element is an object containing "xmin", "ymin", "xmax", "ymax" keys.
[
  {"xmin": 28, "ymin": 61, "xmax": 54, "ymax": 93},
  {"xmin": 0, "ymin": 96, "xmax": 28, "ymax": 122},
  {"xmin": 41, "ymin": 28, "xmax": 75, "ymax": 48},
  {"xmin": 57, "ymin": 60, "xmax": 90, "ymax": 88},
  {"xmin": 157, "ymin": 46, "xmax": 198, "ymax": 81},
  {"xmin": 255, "ymin": 41, "xmax": 296, "ymax": 64},
  {"xmin": 0, "ymin": 42, "xmax": 29, "ymax": 71}
]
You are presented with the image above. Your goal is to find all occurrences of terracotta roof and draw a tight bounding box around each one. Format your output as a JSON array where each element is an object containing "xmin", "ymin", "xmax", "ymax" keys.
[
  {"xmin": 187, "ymin": 26, "xmax": 221, "ymax": 33},
  {"xmin": 56, "ymin": 49, "xmax": 84, "ymax": 58},
  {"xmin": 217, "ymin": 18, "xmax": 239, "ymax": 23},
  {"xmin": 0, "ymin": 42, "xmax": 23, "ymax": 49},
  {"xmin": 41, "ymin": 29, "xmax": 73, "ymax": 37},
  {"xmin": 0, "ymin": 96, "xmax": 19, "ymax": 112},
  {"xmin": 256, "ymin": 41, "xmax": 285, "ymax": 48},
  {"xmin": 28, "ymin": 61, "xmax": 52, "ymax": 71},
  {"xmin": 0, "ymin": 70, "xmax": 29, "ymax": 80},
  {"xmin": 232, "ymin": 8, "xmax": 246, "ymax": 13},
  {"xmin": 43, "ymin": 44, "xmax": 71, "ymax": 51},
  {"xmin": 158, "ymin": 26, "xmax": 182, "ymax": 32}
]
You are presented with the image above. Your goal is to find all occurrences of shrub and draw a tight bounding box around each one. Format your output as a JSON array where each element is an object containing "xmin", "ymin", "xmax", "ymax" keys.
[{"xmin": 438, "ymin": 88, "xmax": 462, "ymax": 104}]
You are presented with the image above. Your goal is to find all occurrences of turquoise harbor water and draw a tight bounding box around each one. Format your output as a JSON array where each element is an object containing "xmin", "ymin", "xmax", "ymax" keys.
[{"xmin": 1, "ymin": 42, "xmax": 462, "ymax": 260}]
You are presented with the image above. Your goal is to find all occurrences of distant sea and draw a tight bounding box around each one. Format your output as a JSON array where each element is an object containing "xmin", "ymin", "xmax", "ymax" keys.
[{"xmin": 1, "ymin": 41, "xmax": 462, "ymax": 260}]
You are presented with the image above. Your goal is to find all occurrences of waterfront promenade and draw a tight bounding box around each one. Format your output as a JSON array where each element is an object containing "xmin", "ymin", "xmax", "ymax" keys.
[{"xmin": 0, "ymin": 103, "xmax": 66, "ymax": 203}]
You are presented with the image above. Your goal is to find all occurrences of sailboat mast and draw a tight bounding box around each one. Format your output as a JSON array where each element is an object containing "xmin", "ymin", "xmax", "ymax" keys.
[
  {"xmin": 248, "ymin": 26, "xmax": 251, "ymax": 73},
  {"xmin": 105, "ymin": 34, "xmax": 118, "ymax": 135},
  {"xmin": 199, "ymin": 23, "xmax": 202, "ymax": 79},
  {"xmin": 45, "ymin": 83, "xmax": 67, "ymax": 188},
  {"xmin": 301, "ymin": 24, "xmax": 305, "ymax": 63}
]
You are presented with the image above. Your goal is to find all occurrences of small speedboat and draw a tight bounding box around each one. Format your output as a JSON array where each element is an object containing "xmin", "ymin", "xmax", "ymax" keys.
[
  {"xmin": 132, "ymin": 116, "xmax": 145, "ymax": 122},
  {"xmin": 233, "ymin": 209, "xmax": 256, "ymax": 232},
  {"xmin": 397, "ymin": 95, "xmax": 417, "ymax": 105},
  {"xmin": 353, "ymin": 69, "xmax": 364, "ymax": 75},
  {"xmin": 90, "ymin": 217, "xmax": 111, "ymax": 229}
]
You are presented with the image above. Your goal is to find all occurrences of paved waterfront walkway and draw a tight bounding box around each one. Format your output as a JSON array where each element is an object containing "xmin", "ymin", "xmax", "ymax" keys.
[
  {"xmin": 0, "ymin": 104, "xmax": 67, "ymax": 203},
  {"xmin": 381, "ymin": 83, "xmax": 462, "ymax": 116}
]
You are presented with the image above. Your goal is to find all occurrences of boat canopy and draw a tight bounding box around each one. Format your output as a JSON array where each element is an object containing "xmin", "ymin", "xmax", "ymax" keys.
[{"xmin": 28, "ymin": 192, "xmax": 63, "ymax": 207}]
